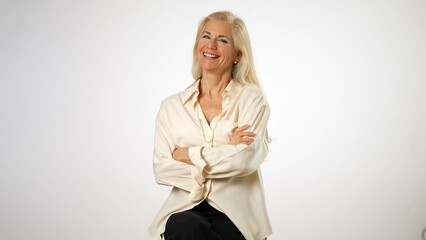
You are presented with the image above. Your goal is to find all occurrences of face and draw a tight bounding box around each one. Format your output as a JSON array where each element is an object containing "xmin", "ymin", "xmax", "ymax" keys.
[{"xmin": 197, "ymin": 20, "xmax": 240, "ymax": 75}]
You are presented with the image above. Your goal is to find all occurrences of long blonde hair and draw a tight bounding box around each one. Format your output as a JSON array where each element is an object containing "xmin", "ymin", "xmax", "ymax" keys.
[{"xmin": 191, "ymin": 11, "xmax": 260, "ymax": 86}]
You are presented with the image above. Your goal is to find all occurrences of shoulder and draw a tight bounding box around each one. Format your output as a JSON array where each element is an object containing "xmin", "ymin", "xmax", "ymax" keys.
[
  {"xmin": 241, "ymin": 84, "xmax": 263, "ymax": 96},
  {"xmin": 162, "ymin": 92, "xmax": 181, "ymax": 104},
  {"xmin": 158, "ymin": 80, "xmax": 197, "ymax": 112},
  {"xmin": 159, "ymin": 92, "xmax": 182, "ymax": 112},
  {"xmin": 239, "ymin": 84, "xmax": 268, "ymax": 105}
]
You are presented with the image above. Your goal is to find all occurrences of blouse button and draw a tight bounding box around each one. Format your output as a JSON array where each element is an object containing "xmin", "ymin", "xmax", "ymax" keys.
[{"xmin": 205, "ymin": 134, "xmax": 212, "ymax": 143}]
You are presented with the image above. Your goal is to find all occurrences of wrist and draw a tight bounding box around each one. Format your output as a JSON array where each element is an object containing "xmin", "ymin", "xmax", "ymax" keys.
[{"xmin": 173, "ymin": 147, "xmax": 190, "ymax": 162}]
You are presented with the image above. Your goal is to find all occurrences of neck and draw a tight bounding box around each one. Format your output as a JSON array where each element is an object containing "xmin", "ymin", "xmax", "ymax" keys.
[{"xmin": 200, "ymin": 72, "xmax": 232, "ymax": 97}]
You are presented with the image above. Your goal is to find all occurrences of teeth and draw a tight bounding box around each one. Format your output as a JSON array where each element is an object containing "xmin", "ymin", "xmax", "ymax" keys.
[{"xmin": 203, "ymin": 52, "xmax": 219, "ymax": 58}]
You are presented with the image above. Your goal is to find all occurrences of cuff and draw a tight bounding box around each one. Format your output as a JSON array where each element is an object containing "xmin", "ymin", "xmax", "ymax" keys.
[{"xmin": 187, "ymin": 146, "xmax": 207, "ymax": 201}]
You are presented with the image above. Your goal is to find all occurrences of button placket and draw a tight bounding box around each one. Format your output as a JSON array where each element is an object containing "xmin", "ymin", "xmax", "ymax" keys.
[
  {"xmin": 195, "ymin": 97, "xmax": 225, "ymax": 147},
  {"xmin": 209, "ymin": 116, "xmax": 222, "ymax": 146},
  {"xmin": 195, "ymin": 103, "xmax": 212, "ymax": 145},
  {"xmin": 203, "ymin": 124, "xmax": 213, "ymax": 144}
]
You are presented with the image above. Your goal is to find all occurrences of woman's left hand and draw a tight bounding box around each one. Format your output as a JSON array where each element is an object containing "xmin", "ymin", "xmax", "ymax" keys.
[
  {"xmin": 228, "ymin": 124, "xmax": 256, "ymax": 145},
  {"xmin": 172, "ymin": 147, "xmax": 193, "ymax": 165}
]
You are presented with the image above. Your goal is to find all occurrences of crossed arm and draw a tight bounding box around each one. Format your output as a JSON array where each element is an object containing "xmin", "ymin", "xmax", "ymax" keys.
[
  {"xmin": 172, "ymin": 124, "xmax": 256, "ymax": 165},
  {"xmin": 153, "ymin": 92, "xmax": 269, "ymax": 193}
]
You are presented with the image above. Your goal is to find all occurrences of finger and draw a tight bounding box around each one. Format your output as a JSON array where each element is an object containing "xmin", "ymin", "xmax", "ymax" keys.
[
  {"xmin": 235, "ymin": 124, "xmax": 250, "ymax": 133},
  {"xmin": 239, "ymin": 134, "xmax": 255, "ymax": 140},
  {"xmin": 240, "ymin": 138, "xmax": 255, "ymax": 145},
  {"xmin": 240, "ymin": 137, "xmax": 255, "ymax": 142},
  {"xmin": 238, "ymin": 131, "xmax": 256, "ymax": 137},
  {"xmin": 240, "ymin": 136, "xmax": 255, "ymax": 142},
  {"xmin": 235, "ymin": 133, "xmax": 256, "ymax": 140}
]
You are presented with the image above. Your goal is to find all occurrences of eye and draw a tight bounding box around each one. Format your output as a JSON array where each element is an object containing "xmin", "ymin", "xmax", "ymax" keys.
[
  {"xmin": 202, "ymin": 34, "xmax": 210, "ymax": 39},
  {"xmin": 219, "ymin": 39, "xmax": 228, "ymax": 44}
]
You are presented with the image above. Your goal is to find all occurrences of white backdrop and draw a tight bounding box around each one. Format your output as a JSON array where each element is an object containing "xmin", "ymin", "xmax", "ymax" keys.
[{"xmin": 1, "ymin": 0, "xmax": 425, "ymax": 239}]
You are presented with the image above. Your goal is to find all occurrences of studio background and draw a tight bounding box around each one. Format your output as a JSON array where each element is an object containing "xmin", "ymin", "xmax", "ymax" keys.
[{"xmin": 1, "ymin": 0, "xmax": 425, "ymax": 239}]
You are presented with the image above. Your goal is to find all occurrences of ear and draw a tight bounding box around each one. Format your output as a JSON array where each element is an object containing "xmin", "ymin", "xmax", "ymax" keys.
[{"xmin": 234, "ymin": 51, "xmax": 242, "ymax": 62}]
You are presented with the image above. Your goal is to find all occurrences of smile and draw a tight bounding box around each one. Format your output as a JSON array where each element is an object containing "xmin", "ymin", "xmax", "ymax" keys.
[{"xmin": 203, "ymin": 52, "xmax": 219, "ymax": 58}]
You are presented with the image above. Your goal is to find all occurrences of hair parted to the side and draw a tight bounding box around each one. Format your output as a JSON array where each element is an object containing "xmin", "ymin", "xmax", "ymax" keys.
[{"xmin": 191, "ymin": 11, "xmax": 260, "ymax": 86}]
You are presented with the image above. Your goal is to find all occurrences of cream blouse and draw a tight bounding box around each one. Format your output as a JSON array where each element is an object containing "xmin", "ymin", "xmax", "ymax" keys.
[{"xmin": 148, "ymin": 79, "xmax": 272, "ymax": 240}]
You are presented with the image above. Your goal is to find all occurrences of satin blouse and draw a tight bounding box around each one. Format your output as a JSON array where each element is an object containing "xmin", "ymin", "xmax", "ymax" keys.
[{"xmin": 148, "ymin": 79, "xmax": 272, "ymax": 240}]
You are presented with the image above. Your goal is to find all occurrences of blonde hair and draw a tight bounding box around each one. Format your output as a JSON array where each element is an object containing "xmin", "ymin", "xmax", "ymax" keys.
[{"xmin": 191, "ymin": 11, "xmax": 260, "ymax": 86}]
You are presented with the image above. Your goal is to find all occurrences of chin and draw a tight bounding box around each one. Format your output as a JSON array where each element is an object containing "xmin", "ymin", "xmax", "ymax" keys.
[{"xmin": 200, "ymin": 64, "xmax": 218, "ymax": 71}]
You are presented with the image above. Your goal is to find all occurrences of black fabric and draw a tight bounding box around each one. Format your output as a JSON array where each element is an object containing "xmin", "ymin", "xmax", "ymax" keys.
[{"xmin": 164, "ymin": 200, "xmax": 245, "ymax": 240}]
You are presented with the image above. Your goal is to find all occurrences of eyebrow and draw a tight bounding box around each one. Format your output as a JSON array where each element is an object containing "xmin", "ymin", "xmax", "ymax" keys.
[{"xmin": 202, "ymin": 31, "xmax": 231, "ymax": 40}]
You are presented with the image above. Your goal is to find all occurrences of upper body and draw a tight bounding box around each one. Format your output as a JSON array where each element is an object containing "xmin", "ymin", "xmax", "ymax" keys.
[{"xmin": 149, "ymin": 11, "xmax": 272, "ymax": 240}]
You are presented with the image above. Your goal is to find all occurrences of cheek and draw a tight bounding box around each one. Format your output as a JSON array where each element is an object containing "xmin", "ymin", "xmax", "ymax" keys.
[
  {"xmin": 222, "ymin": 47, "xmax": 236, "ymax": 59},
  {"xmin": 197, "ymin": 40, "xmax": 208, "ymax": 50},
  {"xmin": 196, "ymin": 46, "xmax": 203, "ymax": 61},
  {"xmin": 196, "ymin": 43, "xmax": 207, "ymax": 58},
  {"xmin": 196, "ymin": 42, "xmax": 202, "ymax": 51}
]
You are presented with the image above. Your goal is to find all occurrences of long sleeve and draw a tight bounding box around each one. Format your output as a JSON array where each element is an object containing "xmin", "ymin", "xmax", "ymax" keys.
[
  {"xmin": 149, "ymin": 81, "xmax": 273, "ymax": 240},
  {"xmin": 189, "ymin": 91, "xmax": 270, "ymax": 179},
  {"xmin": 152, "ymin": 102, "xmax": 206, "ymax": 200}
]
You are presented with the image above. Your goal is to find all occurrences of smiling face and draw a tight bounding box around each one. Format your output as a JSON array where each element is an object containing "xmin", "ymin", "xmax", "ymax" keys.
[{"xmin": 196, "ymin": 20, "xmax": 240, "ymax": 76}]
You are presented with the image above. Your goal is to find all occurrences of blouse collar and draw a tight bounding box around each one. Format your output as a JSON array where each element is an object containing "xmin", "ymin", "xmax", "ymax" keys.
[{"xmin": 180, "ymin": 79, "xmax": 240, "ymax": 105}]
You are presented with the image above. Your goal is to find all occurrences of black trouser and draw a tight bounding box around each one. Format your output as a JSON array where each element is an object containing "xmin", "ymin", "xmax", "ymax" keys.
[{"xmin": 164, "ymin": 200, "xmax": 245, "ymax": 240}]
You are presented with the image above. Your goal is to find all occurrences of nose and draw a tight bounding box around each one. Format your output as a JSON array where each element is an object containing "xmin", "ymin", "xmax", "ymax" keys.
[{"xmin": 208, "ymin": 39, "xmax": 217, "ymax": 49}]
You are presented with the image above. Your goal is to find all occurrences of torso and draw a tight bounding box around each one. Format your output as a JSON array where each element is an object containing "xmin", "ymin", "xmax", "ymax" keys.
[{"xmin": 198, "ymin": 94, "xmax": 222, "ymax": 124}]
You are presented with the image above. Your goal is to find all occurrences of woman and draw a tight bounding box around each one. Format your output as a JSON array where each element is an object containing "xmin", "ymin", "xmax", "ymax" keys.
[{"xmin": 149, "ymin": 11, "xmax": 272, "ymax": 240}]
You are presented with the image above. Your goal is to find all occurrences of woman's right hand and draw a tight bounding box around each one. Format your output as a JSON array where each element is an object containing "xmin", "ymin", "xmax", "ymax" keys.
[{"xmin": 228, "ymin": 124, "xmax": 256, "ymax": 145}]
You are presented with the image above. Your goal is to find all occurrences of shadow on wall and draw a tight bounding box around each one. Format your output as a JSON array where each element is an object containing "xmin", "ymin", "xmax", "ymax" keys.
[{"xmin": 422, "ymin": 226, "xmax": 426, "ymax": 240}]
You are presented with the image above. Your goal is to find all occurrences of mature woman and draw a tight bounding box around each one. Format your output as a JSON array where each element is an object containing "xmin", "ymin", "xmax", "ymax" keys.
[{"xmin": 149, "ymin": 11, "xmax": 272, "ymax": 240}]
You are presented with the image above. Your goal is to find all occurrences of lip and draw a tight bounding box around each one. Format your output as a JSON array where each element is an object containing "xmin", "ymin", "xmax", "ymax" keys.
[{"xmin": 203, "ymin": 52, "xmax": 219, "ymax": 58}]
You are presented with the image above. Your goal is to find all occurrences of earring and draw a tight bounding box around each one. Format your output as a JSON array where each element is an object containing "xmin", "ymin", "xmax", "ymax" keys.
[{"xmin": 233, "ymin": 61, "xmax": 238, "ymax": 65}]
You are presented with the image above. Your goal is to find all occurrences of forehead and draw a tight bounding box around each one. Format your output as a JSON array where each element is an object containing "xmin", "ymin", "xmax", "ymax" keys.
[{"xmin": 203, "ymin": 20, "xmax": 233, "ymax": 38}]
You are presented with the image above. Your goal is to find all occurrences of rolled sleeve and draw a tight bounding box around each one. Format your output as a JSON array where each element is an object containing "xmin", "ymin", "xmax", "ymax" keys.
[
  {"xmin": 153, "ymin": 103, "xmax": 206, "ymax": 201},
  {"xmin": 187, "ymin": 146, "xmax": 207, "ymax": 201},
  {"xmin": 188, "ymin": 146, "xmax": 207, "ymax": 184}
]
